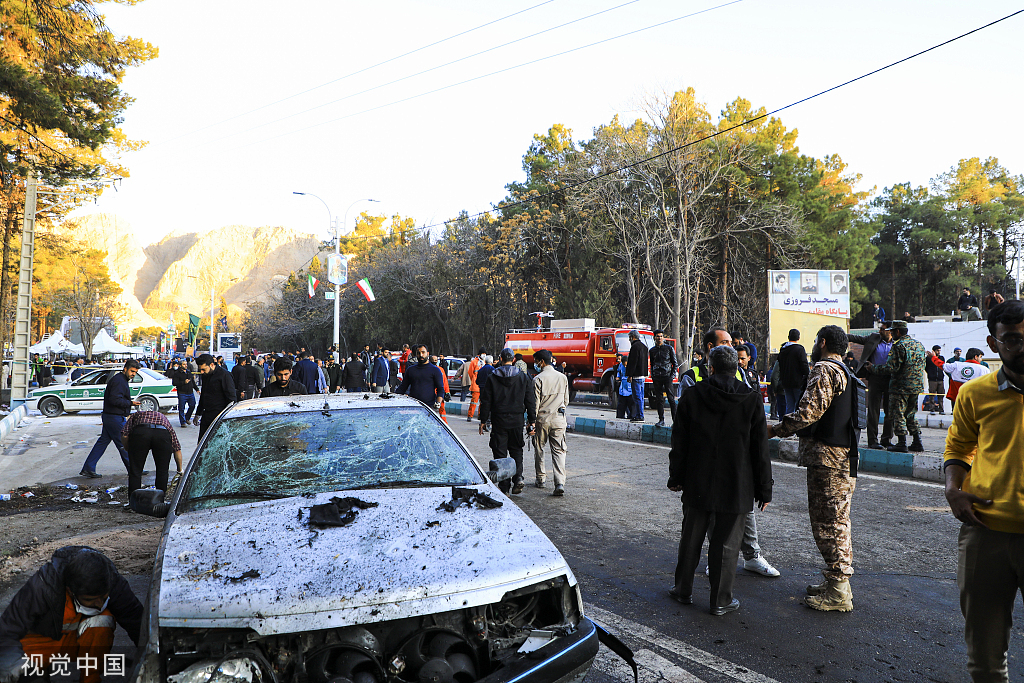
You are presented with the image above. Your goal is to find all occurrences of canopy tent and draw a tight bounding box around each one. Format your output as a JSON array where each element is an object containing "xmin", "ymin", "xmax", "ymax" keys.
[
  {"xmin": 29, "ymin": 330, "xmax": 86, "ymax": 355},
  {"xmin": 90, "ymin": 328, "xmax": 135, "ymax": 355}
]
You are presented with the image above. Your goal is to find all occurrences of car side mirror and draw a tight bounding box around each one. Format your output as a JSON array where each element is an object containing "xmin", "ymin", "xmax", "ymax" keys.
[
  {"xmin": 130, "ymin": 489, "xmax": 169, "ymax": 517},
  {"xmin": 488, "ymin": 458, "xmax": 516, "ymax": 484}
]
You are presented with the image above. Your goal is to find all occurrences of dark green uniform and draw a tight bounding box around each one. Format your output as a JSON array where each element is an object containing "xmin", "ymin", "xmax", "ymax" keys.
[{"xmin": 868, "ymin": 335, "xmax": 926, "ymax": 436}]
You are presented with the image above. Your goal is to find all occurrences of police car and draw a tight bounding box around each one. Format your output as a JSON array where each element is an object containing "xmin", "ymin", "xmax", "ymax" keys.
[{"xmin": 27, "ymin": 367, "xmax": 177, "ymax": 417}]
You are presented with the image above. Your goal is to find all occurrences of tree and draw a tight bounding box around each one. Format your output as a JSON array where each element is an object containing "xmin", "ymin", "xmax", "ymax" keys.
[{"xmin": 50, "ymin": 250, "xmax": 124, "ymax": 359}]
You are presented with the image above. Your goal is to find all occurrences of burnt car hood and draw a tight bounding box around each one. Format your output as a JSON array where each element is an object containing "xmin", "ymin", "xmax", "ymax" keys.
[{"xmin": 157, "ymin": 487, "xmax": 573, "ymax": 634}]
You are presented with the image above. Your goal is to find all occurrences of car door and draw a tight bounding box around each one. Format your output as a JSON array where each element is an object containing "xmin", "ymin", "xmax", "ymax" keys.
[{"xmin": 65, "ymin": 370, "xmax": 107, "ymax": 410}]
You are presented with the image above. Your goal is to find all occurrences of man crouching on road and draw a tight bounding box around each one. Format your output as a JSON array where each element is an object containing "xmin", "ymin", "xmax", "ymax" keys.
[
  {"xmin": 0, "ymin": 547, "xmax": 142, "ymax": 683},
  {"xmin": 768, "ymin": 325, "xmax": 861, "ymax": 612},
  {"xmin": 668, "ymin": 345, "xmax": 772, "ymax": 617}
]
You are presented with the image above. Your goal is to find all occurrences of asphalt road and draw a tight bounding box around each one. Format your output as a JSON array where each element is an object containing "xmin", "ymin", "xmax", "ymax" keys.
[
  {"xmin": 446, "ymin": 417, "xmax": 1023, "ymax": 683},
  {"xmin": 3, "ymin": 410, "xmax": 1022, "ymax": 682}
]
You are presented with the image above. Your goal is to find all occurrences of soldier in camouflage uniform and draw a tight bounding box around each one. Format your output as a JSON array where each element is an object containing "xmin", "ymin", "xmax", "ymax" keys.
[
  {"xmin": 865, "ymin": 319, "xmax": 927, "ymax": 453},
  {"xmin": 769, "ymin": 325, "xmax": 857, "ymax": 612}
]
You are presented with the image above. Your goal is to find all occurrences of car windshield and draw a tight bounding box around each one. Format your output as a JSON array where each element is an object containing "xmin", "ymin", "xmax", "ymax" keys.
[
  {"xmin": 179, "ymin": 406, "xmax": 485, "ymax": 511},
  {"xmin": 72, "ymin": 370, "xmax": 104, "ymax": 386},
  {"xmin": 615, "ymin": 332, "xmax": 654, "ymax": 354},
  {"xmin": 139, "ymin": 368, "xmax": 165, "ymax": 381}
]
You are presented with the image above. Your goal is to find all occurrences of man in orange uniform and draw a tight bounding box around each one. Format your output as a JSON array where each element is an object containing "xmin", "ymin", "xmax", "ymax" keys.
[
  {"xmin": 0, "ymin": 547, "xmax": 142, "ymax": 683},
  {"xmin": 466, "ymin": 347, "xmax": 484, "ymax": 421}
]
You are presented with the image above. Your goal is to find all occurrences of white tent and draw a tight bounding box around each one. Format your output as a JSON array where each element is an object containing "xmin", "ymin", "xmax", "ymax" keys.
[
  {"xmin": 91, "ymin": 328, "xmax": 135, "ymax": 355},
  {"xmin": 29, "ymin": 330, "xmax": 85, "ymax": 355}
]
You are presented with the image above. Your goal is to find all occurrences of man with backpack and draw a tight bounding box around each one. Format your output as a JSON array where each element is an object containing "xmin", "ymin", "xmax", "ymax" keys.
[{"xmin": 769, "ymin": 325, "xmax": 864, "ymax": 613}]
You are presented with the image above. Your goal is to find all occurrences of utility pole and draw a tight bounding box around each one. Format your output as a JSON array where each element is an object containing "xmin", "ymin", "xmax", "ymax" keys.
[
  {"xmin": 11, "ymin": 171, "xmax": 37, "ymax": 408},
  {"xmin": 210, "ymin": 287, "xmax": 215, "ymax": 355}
]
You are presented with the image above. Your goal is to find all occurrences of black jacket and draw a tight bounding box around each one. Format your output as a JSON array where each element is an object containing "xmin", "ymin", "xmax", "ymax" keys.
[
  {"xmin": 625, "ymin": 339, "xmax": 649, "ymax": 377},
  {"xmin": 847, "ymin": 333, "xmax": 884, "ymax": 378},
  {"xmin": 327, "ymin": 364, "xmax": 343, "ymax": 392},
  {"xmin": 102, "ymin": 371, "xmax": 133, "ymax": 416},
  {"xmin": 480, "ymin": 364, "xmax": 536, "ymax": 428},
  {"xmin": 668, "ymin": 374, "xmax": 772, "ymax": 512},
  {"xmin": 166, "ymin": 367, "xmax": 196, "ymax": 395},
  {"xmin": 926, "ymin": 354, "xmax": 945, "ymax": 382},
  {"xmin": 777, "ymin": 342, "xmax": 809, "ymax": 390},
  {"xmin": 261, "ymin": 380, "xmax": 308, "ymax": 397},
  {"xmin": 0, "ymin": 547, "xmax": 143, "ymax": 674},
  {"xmin": 649, "ymin": 343, "xmax": 678, "ymax": 379},
  {"xmin": 196, "ymin": 364, "xmax": 236, "ymax": 419},
  {"xmin": 958, "ymin": 293, "xmax": 979, "ymax": 310},
  {"xmin": 343, "ymin": 359, "xmax": 366, "ymax": 389}
]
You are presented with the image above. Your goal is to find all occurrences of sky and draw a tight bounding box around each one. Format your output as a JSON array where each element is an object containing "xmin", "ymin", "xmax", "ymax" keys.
[{"xmin": 70, "ymin": 0, "xmax": 1024, "ymax": 246}]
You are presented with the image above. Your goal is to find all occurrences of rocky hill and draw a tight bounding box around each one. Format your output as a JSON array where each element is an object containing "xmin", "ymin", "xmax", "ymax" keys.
[{"xmin": 58, "ymin": 214, "xmax": 324, "ymax": 329}]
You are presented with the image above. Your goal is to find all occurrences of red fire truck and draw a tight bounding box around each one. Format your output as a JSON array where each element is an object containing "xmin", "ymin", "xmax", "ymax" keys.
[{"xmin": 505, "ymin": 319, "xmax": 676, "ymax": 407}]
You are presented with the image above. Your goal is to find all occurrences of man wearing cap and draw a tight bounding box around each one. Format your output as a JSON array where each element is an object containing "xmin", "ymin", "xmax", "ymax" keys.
[
  {"xmin": 950, "ymin": 347, "xmax": 964, "ymax": 364},
  {"xmin": 924, "ymin": 345, "xmax": 946, "ymax": 414},
  {"xmin": 479, "ymin": 348, "xmax": 536, "ymax": 495},
  {"xmin": 848, "ymin": 323, "xmax": 894, "ymax": 449},
  {"xmin": 865, "ymin": 320, "xmax": 927, "ymax": 453}
]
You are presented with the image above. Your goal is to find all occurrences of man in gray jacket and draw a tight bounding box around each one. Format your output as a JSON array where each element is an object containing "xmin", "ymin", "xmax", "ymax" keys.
[{"xmin": 532, "ymin": 349, "xmax": 570, "ymax": 496}]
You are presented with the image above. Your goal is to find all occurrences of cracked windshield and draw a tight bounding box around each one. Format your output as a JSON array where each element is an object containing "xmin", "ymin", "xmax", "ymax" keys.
[{"xmin": 180, "ymin": 407, "xmax": 484, "ymax": 511}]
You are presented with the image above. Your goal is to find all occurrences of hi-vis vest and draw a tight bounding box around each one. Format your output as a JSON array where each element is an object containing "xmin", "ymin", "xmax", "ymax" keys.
[{"xmin": 691, "ymin": 364, "xmax": 745, "ymax": 384}]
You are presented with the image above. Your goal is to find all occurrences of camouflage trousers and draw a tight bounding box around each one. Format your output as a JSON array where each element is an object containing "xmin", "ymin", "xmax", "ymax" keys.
[
  {"xmin": 888, "ymin": 392, "xmax": 920, "ymax": 436},
  {"xmin": 807, "ymin": 465, "xmax": 856, "ymax": 581}
]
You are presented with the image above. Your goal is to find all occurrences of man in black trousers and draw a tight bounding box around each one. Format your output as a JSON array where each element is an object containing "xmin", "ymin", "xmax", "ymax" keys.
[
  {"xmin": 847, "ymin": 323, "xmax": 894, "ymax": 448},
  {"xmin": 479, "ymin": 348, "xmax": 536, "ymax": 495},
  {"xmin": 193, "ymin": 353, "xmax": 236, "ymax": 438},
  {"xmin": 667, "ymin": 345, "xmax": 772, "ymax": 616},
  {"xmin": 80, "ymin": 360, "xmax": 141, "ymax": 478}
]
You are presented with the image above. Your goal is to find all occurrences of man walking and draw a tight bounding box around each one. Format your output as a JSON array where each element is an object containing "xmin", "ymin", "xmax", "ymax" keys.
[
  {"xmin": 848, "ymin": 323, "xmax": 894, "ymax": 448},
  {"xmin": 865, "ymin": 320, "xmax": 927, "ymax": 453},
  {"xmin": 532, "ymin": 349, "xmax": 569, "ymax": 496},
  {"xmin": 168, "ymin": 360, "xmax": 197, "ymax": 427},
  {"xmin": 262, "ymin": 358, "xmax": 308, "ymax": 397},
  {"xmin": 777, "ymin": 329, "xmax": 810, "ymax": 417},
  {"xmin": 769, "ymin": 325, "xmax": 861, "ymax": 611},
  {"xmin": 193, "ymin": 353, "xmax": 236, "ymax": 439},
  {"xmin": 668, "ymin": 345, "xmax": 772, "ymax": 616},
  {"xmin": 80, "ymin": 360, "xmax": 141, "ymax": 479},
  {"xmin": 649, "ymin": 329, "xmax": 678, "ymax": 427},
  {"xmin": 943, "ymin": 300, "xmax": 1024, "ymax": 681},
  {"xmin": 614, "ymin": 354, "xmax": 633, "ymax": 420},
  {"xmin": 396, "ymin": 345, "xmax": 446, "ymax": 408},
  {"xmin": 625, "ymin": 331, "xmax": 649, "ymax": 423},
  {"xmin": 466, "ymin": 348, "xmax": 484, "ymax": 422},
  {"xmin": 479, "ymin": 348, "xmax": 536, "ymax": 495},
  {"xmin": 873, "ymin": 303, "xmax": 886, "ymax": 325},
  {"xmin": 121, "ymin": 409, "xmax": 183, "ymax": 500}
]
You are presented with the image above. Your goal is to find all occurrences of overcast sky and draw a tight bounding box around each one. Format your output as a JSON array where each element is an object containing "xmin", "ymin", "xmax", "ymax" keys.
[{"xmin": 71, "ymin": 0, "xmax": 1024, "ymax": 246}]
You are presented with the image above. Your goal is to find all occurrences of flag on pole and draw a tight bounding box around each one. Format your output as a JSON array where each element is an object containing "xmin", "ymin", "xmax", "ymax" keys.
[
  {"xmin": 308, "ymin": 274, "xmax": 319, "ymax": 298},
  {"xmin": 187, "ymin": 314, "xmax": 201, "ymax": 347},
  {"xmin": 356, "ymin": 278, "xmax": 376, "ymax": 302}
]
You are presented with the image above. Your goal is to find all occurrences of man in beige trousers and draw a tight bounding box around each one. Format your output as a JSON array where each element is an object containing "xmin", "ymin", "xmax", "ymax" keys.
[{"xmin": 532, "ymin": 349, "xmax": 570, "ymax": 496}]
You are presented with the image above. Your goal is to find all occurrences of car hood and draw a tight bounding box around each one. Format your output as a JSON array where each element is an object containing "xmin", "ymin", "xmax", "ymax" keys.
[{"xmin": 158, "ymin": 487, "xmax": 572, "ymax": 634}]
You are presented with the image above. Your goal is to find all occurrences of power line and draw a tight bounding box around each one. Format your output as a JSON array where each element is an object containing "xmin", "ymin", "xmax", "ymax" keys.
[
  {"xmin": 209, "ymin": 0, "xmax": 641, "ymax": 144},
  {"xmin": 228, "ymin": 0, "xmax": 745, "ymax": 152},
  {"xmin": 154, "ymin": 0, "xmax": 556, "ymax": 147}
]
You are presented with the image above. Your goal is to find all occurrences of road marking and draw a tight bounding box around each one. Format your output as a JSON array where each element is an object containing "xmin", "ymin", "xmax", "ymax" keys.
[
  {"xmin": 566, "ymin": 432, "xmax": 944, "ymax": 489},
  {"xmin": 586, "ymin": 603, "xmax": 781, "ymax": 683},
  {"xmin": 593, "ymin": 647, "xmax": 705, "ymax": 683}
]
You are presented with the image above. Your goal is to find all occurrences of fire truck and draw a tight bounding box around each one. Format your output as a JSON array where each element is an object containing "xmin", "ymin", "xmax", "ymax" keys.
[{"xmin": 505, "ymin": 318, "xmax": 676, "ymax": 408}]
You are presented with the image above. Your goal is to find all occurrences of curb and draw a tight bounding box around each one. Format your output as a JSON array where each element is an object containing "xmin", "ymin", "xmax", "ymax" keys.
[
  {"xmin": 445, "ymin": 400, "xmax": 942, "ymax": 483},
  {"xmin": 0, "ymin": 405, "xmax": 27, "ymax": 443}
]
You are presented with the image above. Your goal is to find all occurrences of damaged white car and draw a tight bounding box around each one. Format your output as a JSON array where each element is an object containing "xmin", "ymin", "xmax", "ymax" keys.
[{"xmin": 130, "ymin": 395, "xmax": 634, "ymax": 683}]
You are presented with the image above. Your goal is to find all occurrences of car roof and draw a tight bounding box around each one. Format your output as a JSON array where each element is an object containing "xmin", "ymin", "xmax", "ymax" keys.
[{"xmin": 220, "ymin": 393, "xmax": 425, "ymax": 419}]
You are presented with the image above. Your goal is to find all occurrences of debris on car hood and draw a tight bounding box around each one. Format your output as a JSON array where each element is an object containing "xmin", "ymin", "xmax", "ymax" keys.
[
  {"xmin": 436, "ymin": 486, "xmax": 503, "ymax": 512},
  {"xmin": 308, "ymin": 496, "xmax": 379, "ymax": 527}
]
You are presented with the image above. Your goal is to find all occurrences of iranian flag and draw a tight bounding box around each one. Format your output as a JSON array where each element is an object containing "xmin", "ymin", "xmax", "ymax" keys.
[
  {"xmin": 308, "ymin": 274, "xmax": 318, "ymax": 298},
  {"xmin": 356, "ymin": 278, "xmax": 376, "ymax": 302}
]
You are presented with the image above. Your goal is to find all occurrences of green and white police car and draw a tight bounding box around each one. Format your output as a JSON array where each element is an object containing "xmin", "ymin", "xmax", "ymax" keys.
[{"xmin": 28, "ymin": 367, "xmax": 177, "ymax": 417}]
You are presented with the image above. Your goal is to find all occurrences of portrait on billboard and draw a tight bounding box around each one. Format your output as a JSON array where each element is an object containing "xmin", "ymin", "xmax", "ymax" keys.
[
  {"xmin": 831, "ymin": 272, "xmax": 848, "ymax": 294},
  {"xmin": 800, "ymin": 271, "xmax": 819, "ymax": 294},
  {"xmin": 772, "ymin": 272, "xmax": 790, "ymax": 294}
]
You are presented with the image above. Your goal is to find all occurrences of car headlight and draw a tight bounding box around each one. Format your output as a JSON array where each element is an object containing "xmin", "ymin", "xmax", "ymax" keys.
[{"xmin": 168, "ymin": 657, "xmax": 262, "ymax": 683}]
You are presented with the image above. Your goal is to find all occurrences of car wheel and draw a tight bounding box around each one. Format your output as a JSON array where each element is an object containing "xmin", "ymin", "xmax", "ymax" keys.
[
  {"xmin": 607, "ymin": 383, "xmax": 618, "ymax": 410},
  {"xmin": 38, "ymin": 396, "xmax": 63, "ymax": 417},
  {"xmin": 139, "ymin": 396, "xmax": 159, "ymax": 412}
]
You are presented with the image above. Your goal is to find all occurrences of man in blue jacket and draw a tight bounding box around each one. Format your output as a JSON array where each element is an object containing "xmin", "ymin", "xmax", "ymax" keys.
[
  {"xmin": 371, "ymin": 348, "xmax": 391, "ymax": 394},
  {"xmin": 80, "ymin": 360, "xmax": 141, "ymax": 478}
]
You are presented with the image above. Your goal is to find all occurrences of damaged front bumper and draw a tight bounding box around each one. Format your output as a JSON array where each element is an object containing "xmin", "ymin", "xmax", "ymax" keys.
[{"xmin": 475, "ymin": 617, "xmax": 598, "ymax": 683}]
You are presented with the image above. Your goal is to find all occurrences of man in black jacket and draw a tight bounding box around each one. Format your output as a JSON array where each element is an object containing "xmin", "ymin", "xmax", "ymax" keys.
[
  {"xmin": 166, "ymin": 360, "xmax": 197, "ymax": 427},
  {"xmin": 625, "ymin": 331, "xmax": 650, "ymax": 423},
  {"xmin": 649, "ymin": 329, "xmax": 678, "ymax": 427},
  {"xmin": 0, "ymin": 547, "xmax": 143, "ymax": 683},
  {"xmin": 326, "ymin": 357, "xmax": 343, "ymax": 394},
  {"xmin": 777, "ymin": 329, "xmax": 809, "ymax": 416},
  {"xmin": 847, "ymin": 324, "xmax": 894, "ymax": 448},
  {"xmin": 667, "ymin": 345, "xmax": 772, "ymax": 617},
  {"xmin": 479, "ymin": 348, "xmax": 537, "ymax": 495},
  {"xmin": 80, "ymin": 360, "xmax": 141, "ymax": 478},
  {"xmin": 262, "ymin": 358, "xmax": 309, "ymax": 397},
  {"xmin": 193, "ymin": 353, "xmax": 236, "ymax": 438},
  {"xmin": 343, "ymin": 354, "xmax": 366, "ymax": 392}
]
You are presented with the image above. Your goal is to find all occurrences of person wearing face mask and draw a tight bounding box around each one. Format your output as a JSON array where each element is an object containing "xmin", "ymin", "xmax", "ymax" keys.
[{"xmin": 0, "ymin": 547, "xmax": 143, "ymax": 683}]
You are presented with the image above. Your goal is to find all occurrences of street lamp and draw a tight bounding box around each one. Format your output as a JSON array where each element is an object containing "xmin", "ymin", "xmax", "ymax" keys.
[
  {"xmin": 189, "ymin": 275, "xmax": 237, "ymax": 354},
  {"xmin": 293, "ymin": 192, "xmax": 379, "ymax": 360}
]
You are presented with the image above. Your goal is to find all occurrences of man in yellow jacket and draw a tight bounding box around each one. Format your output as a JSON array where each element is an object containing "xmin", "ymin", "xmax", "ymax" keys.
[{"xmin": 944, "ymin": 299, "xmax": 1024, "ymax": 682}]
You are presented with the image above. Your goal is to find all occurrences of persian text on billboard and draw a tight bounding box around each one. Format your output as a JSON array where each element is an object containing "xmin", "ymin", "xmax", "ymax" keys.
[{"xmin": 769, "ymin": 269, "xmax": 850, "ymax": 319}]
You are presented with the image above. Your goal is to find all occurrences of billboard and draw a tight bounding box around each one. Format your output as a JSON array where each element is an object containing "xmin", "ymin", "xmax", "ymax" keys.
[
  {"xmin": 770, "ymin": 270, "xmax": 850, "ymax": 318},
  {"xmin": 217, "ymin": 333, "xmax": 242, "ymax": 354}
]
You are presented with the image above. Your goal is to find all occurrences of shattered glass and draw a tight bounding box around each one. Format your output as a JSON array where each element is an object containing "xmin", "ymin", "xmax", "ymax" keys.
[{"xmin": 179, "ymin": 407, "xmax": 484, "ymax": 511}]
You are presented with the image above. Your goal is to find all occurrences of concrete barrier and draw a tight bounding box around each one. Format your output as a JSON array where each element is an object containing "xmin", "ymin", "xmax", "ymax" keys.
[{"xmin": 0, "ymin": 405, "xmax": 28, "ymax": 443}]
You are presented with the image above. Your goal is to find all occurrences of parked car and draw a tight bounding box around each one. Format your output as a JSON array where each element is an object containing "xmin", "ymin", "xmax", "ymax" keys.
[
  {"xmin": 50, "ymin": 363, "xmax": 110, "ymax": 385},
  {"xmin": 27, "ymin": 367, "xmax": 176, "ymax": 417},
  {"xmin": 439, "ymin": 356, "xmax": 469, "ymax": 390},
  {"xmin": 129, "ymin": 394, "xmax": 633, "ymax": 683}
]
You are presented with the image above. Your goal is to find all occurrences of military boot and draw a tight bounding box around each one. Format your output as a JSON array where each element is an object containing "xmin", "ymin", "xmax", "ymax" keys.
[
  {"xmin": 806, "ymin": 578, "xmax": 829, "ymax": 596},
  {"xmin": 804, "ymin": 579, "xmax": 853, "ymax": 612},
  {"xmin": 908, "ymin": 432, "xmax": 924, "ymax": 452},
  {"xmin": 887, "ymin": 435, "xmax": 908, "ymax": 453}
]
